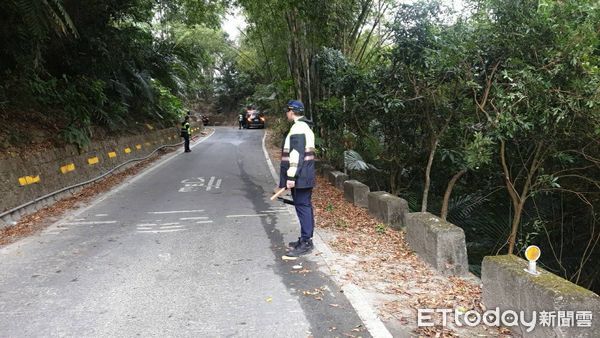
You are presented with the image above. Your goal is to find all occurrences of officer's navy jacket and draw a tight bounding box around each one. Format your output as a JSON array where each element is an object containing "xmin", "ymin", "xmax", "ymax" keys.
[{"xmin": 279, "ymin": 117, "xmax": 316, "ymax": 189}]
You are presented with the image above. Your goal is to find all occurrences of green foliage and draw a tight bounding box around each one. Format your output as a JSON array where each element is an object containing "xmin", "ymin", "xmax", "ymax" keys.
[
  {"xmin": 375, "ymin": 223, "xmax": 387, "ymax": 234},
  {"xmin": 325, "ymin": 203, "xmax": 335, "ymax": 212},
  {"xmin": 1, "ymin": 0, "xmax": 229, "ymax": 147},
  {"xmin": 233, "ymin": 0, "xmax": 600, "ymax": 292}
]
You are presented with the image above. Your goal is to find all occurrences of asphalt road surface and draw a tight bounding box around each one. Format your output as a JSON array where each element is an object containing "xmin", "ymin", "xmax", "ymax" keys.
[{"xmin": 0, "ymin": 127, "xmax": 368, "ymax": 337}]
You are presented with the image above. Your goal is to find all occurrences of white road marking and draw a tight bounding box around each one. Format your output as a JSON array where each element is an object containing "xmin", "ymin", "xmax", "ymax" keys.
[
  {"xmin": 261, "ymin": 210, "xmax": 287, "ymax": 213},
  {"xmin": 179, "ymin": 217, "xmax": 209, "ymax": 220},
  {"xmin": 215, "ymin": 179, "xmax": 222, "ymax": 189},
  {"xmin": 148, "ymin": 210, "xmax": 204, "ymax": 214},
  {"xmin": 206, "ymin": 176, "xmax": 215, "ymax": 191},
  {"xmin": 226, "ymin": 214, "xmax": 270, "ymax": 218},
  {"xmin": 95, "ymin": 214, "xmax": 108, "ymax": 217},
  {"xmin": 196, "ymin": 220, "xmax": 214, "ymax": 224},
  {"xmin": 62, "ymin": 221, "xmax": 117, "ymax": 225},
  {"xmin": 136, "ymin": 227, "xmax": 153, "ymax": 230},
  {"xmin": 137, "ymin": 223, "xmax": 157, "ymax": 226},
  {"xmin": 161, "ymin": 222, "xmax": 180, "ymax": 226},
  {"xmin": 160, "ymin": 225, "xmax": 184, "ymax": 229},
  {"xmin": 137, "ymin": 229, "xmax": 187, "ymax": 234}
]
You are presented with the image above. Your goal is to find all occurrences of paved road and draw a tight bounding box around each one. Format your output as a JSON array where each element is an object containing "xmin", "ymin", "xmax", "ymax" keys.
[{"xmin": 0, "ymin": 127, "xmax": 368, "ymax": 337}]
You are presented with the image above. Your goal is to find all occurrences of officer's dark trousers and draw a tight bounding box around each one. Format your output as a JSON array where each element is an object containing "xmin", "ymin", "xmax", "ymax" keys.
[
  {"xmin": 292, "ymin": 188, "xmax": 314, "ymax": 240},
  {"xmin": 183, "ymin": 135, "xmax": 190, "ymax": 152}
]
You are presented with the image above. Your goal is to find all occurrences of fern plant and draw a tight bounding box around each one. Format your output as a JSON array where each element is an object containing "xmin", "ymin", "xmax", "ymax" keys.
[{"xmin": 12, "ymin": 0, "xmax": 78, "ymax": 39}]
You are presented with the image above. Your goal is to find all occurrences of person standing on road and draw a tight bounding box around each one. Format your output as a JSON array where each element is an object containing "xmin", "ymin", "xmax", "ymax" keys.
[
  {"xmin": 238, "ymin": 112, "xmax": 245, "ymax": 130},
  {"xmin": 181, "ymin": 115, "xmax": 192, "ymax": 153},
  {"xmin": 280, "ymin": 100, "xmax": 316, "ymax": 257}
]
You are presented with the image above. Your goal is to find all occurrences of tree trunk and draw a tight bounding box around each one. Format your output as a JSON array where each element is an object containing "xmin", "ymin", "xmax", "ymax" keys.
[
  {"xmin": 390, "ymin": 165, "xmax": 398, "ymax": 195},
  {"xmin": 440, "ymin": 168, "xmax": 467, "ymax": 220},
  {"xmin": 500, "ymin": 140, "xmax": 544, "ymax": 254},
  {"xmin": 507, "ymin": 202, "xmax": 524, "ymax": 254},
  {"xmin": 421, "ymin": 138, "xmax": 439, "ymax": 212}
]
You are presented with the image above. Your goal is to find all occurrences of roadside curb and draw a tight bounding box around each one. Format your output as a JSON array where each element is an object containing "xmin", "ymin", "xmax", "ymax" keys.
[{"xmin": 261, "ymin": 130, "xmax": 393, "ymax": 338}]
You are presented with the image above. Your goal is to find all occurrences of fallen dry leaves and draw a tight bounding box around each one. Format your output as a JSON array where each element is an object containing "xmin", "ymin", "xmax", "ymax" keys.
[{"xmin": 312, "ymin": 175, "xmax": 507, "ymax": 337}]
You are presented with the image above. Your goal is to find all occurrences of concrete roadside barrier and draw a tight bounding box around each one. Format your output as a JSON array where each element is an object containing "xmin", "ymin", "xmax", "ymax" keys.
[
  {"xmin": 405, "ymin": 212, "xmax": 469, "ymax": 276},
  {"xmin": 343, "ymin": 180, "xmax": 370, "ymax": 208},
  {"xmin": 482, "ymin": 255, "xmax": 600, "ymax": 337}
]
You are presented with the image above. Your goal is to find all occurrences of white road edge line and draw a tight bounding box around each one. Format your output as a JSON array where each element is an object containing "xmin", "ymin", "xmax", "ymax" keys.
[
  {"xmin": 260, "ymin": 130, "xmax": 393, "ymax": 338},
  {"xmin": 62, "ymin": 221, "xmax": 117, "ymax": 225},
  {"xmin": 137, "ymin": 229, "xmax": 187, "ymax": 233},
  {"xmin": 179, "ymin": 217, "xmax": 209, "ymax": 220},
  {"xmin": 148, "ymin": 210, "xmax": 204, "ymax": 214},
  {"xmin": 1, "ymin": 129, "xmax": 215, "ymax": 255},
  {"xmin": 196, "ymin": 221, "xmax": 213, "ymax": 224},
  {"xmin": 226, "ymin": 214, "xmax": 269, "ymax": 218}
]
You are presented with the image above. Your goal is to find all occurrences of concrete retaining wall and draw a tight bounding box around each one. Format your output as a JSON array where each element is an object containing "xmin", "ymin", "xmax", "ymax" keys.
[
  {"xmin": 405, "ymin": 212, "xmax": 468, "ymax": 276},
  {"xmin": 0, "ymin": 124, "xmax": 201, "ymax": 225},
  {"xmin": 482, "ymin": 255, "xmax": 600, "ymax": 337}
]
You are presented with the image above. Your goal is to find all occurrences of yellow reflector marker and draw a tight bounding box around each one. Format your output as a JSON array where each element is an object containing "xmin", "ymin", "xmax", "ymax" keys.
[
  {"xmin": 60, "ymin": 163, "xmax": 76, "ymax": 174},
  {"xmin": 108, "ymin": 151, "xmax": 117, "ymax": 158},
  {"xmin": 525, "ymin": 245, "xmax": 541, "ymax": 261},
  {"xmin": 146, "ymin": 124, "xmax": 154, "ymax": 130},
  {"xmin": 19, "ymin": 175, "xmax": 41, "ymax": 186},
  {"xmin": 144, "ymin": 142, "xmax": 151, "ymax": 146},
  {"xmin": 124, "ymin": 148, "xmax": 131, "ymax": 154},
  {"xmin": 135, "ymin": 144, "xmax": 142, "ymax": 150},
  {"xmin": 524, "ymin": 245, "xmax": 541, "ymax": 275},
  {"xmin": 88, "ymin": 157, "xmax": 99, "ymax": 165}
]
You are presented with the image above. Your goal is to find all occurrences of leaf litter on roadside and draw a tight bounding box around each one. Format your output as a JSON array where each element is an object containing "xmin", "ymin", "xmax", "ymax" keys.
[{"xmin": 310, "ymin": 175, "xmax": 505, "ymax": 336}]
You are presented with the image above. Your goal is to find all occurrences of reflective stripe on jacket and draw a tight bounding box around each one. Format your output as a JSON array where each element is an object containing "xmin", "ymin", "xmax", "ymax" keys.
[
  {"xmin": 181, "ymin": 122, "xmax": 191, "ymax": 136},
  {"xmin": 279, "ymin": 117, "xmax": 316, "ymax": 189}
]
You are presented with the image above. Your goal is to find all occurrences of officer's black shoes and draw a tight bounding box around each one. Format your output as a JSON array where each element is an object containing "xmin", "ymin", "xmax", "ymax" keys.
[
  {"xmin": 287, "ymin": 239, "xmax": 313, "ymax": 257},
  {"xmin": 184, "ymin": 149, "xmax": 192, "ymax": 153},
  {"xmin": 288, "ymin": 237, "xmax": 313, "ymax": 249},
  {"xmin": 288, "ymin": 237, "xmax": 301, "ymax": 248}
]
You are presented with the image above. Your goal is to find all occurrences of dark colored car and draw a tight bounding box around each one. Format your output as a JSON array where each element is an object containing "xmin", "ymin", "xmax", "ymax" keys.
[
  {"xmin": 245, "ymin": 110, "xmax": 265, "ymax": 129},
  {"xmin": 201, "ymin": 115, "xmax": 210, "ymax": 126}
]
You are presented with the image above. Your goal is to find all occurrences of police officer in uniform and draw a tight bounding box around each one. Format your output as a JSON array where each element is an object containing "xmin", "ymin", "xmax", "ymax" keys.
[
  {"xmin": 181, "ymin": 115, "xmax": 192, "ymax": 152},
  {"xmin": 238, "ymin": 112, "xmax": 245, "ymax": 130},
  {"xmin": 280, "ymin": 100, "xmax": 316, "ymax": 257}
]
